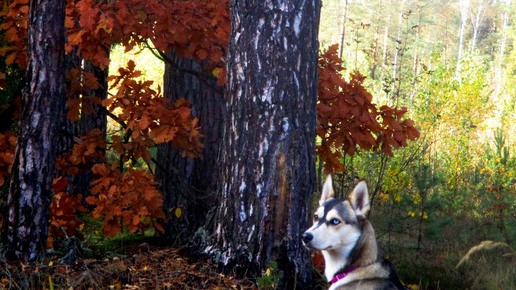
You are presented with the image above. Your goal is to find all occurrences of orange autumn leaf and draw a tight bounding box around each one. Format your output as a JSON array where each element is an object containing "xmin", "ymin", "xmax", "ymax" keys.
[
  {"xmin": 2, "ymin": 0, "xmax": 229, "ymax": 243},
  {"xmin": 0, "ymin": 132, "xmax": 17, "ymax": 187},
  {"xmin": 48, "ymin": 177, "xmax": 86, "ymax": 247},
  {"xmin": 87, "ymin": 164, "xmax": 166, "ymax": 237},
  {"xmin": 106, "ymin": 61, "xmax": 203, "ymax": 160},
  {"xmin": 317, "ymin": 44, "xmax": 419, "ymax": 172}
]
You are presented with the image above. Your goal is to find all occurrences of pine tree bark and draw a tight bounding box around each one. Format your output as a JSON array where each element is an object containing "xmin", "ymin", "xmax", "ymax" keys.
[
  {"xmin": 6, "ymin": 0, "xmax": 66, "ymax": 261},
  {"xmin": 80, "ymin": 60, "xmax": 108, "ymax": 137},
  {"xmin": 59, "ymin": 51, "xmax": 81, "ymax": 156},
  {"xmin": 156, "ymin": 51, "xmax": 223, "ymax": 242},
  {"xmin": 61, "ymin": 2, "xmax": 108, "ymax": 198},
  {"xmin": 72, "ymin": 60, "xmax": 108, "ymax": 197},
  {"xmin": 206, "ymin": 0, "xmax": 321, "ymax": 287}
]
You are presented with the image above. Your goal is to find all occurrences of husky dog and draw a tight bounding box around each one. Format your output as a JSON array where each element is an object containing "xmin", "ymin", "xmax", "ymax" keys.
[{"xmin": 302, "ymin": 175, "xmax": 406, "ymax": 290}]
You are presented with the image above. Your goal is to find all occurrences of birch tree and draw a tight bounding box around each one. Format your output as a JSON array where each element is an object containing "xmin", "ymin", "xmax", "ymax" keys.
[
  {"xmin": 456, "ymin": 0, "xmax": 470, "ymax": 77},
  {"xmin": 494, "ymin": 0, "xmax": 511, "ymax": 95},
  {"xmin": 470, "ymin": 0, "xmax": 491, "ymax": 51}
]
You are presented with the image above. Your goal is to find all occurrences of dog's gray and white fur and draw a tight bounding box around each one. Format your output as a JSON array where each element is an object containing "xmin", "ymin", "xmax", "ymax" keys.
[{"xmin": 302, "ymin": 175, "xmax": 406, "ymax": 290}]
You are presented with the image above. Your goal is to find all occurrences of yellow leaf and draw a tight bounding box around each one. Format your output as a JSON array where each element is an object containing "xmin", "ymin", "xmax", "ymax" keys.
[
  {"xmin": 212, "ymin": 67, "xmax": 221, "ymax": 78},
  {"xmin": 174, "ymin": 207, "xmax": 182, "ymax": 218}
]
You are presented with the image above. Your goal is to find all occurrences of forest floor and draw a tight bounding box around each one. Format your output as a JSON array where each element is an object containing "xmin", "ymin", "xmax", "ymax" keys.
[{"xmin": 1, "ymin": 242, "xmax": 258, "ymax": 290}]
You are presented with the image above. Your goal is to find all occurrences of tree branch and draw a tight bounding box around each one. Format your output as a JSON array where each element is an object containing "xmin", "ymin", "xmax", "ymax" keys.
[{"xmin": 143, "ymin": 40, "xmax": 224, "ymax": 95}]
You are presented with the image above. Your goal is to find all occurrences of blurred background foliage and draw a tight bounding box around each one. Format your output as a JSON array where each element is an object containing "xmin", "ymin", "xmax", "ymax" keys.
[{"xmin": 318, "ymin": 0, "xmax": 514, "ymax": 288}]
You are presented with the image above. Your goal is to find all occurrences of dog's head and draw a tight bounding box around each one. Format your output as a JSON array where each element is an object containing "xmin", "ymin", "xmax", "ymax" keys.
[{"xmin": 302, "ymin": 175, "xmax": 370, "ymax": 253}]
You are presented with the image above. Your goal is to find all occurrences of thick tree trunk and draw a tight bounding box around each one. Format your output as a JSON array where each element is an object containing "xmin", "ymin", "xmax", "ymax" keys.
[
  {"xmin": 59, "ymin": 51, "xmax": 81, "ymax": 156},
  {"xmin": 206, "ymin": 1, "xmax": 321, "ymax": 288},
  {"xmin": 71, "ymin": 60, "xmax": 108, "ymax": 197},
  {"xmin": 80, "ymin": 60, "xmax": 108, "ymax": 137},
  {"xmin": 156, "ymin": 51, "xmax": 223, "ymax": 242},
  {"xmin": 6, "ymin": 0, "xmax": 66, "ymax": 261}
]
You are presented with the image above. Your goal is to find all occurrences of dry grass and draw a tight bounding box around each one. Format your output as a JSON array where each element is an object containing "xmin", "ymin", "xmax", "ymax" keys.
[{"xmin": 455, "ymin": 240, "xmax": 515, "ymax": 290}]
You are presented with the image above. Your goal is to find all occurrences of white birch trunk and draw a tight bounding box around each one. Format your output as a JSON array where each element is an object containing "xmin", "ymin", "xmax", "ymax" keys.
[
  {"xmin": 382, "ymin": 23, "xmax": 389, "ymax": 66},
  {"xmin": 470, "ymin": 0, "xmax": 489, "ymax": 51},
  {"xmin": 456, "ymin": 0, "xmax": 470, "ymax": 78},
  {"xmin": 494, "ymin": 0, "xmax": 510, "ymax": 95}
]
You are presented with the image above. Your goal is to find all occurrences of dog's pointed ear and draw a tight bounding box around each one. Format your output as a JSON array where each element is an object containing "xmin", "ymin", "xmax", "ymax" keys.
[
  {"xmin": 319, "ymin": 175, "xmax": 335, "ymax": 206},
  {"xmin": 349, "ymin": 181, "xmax": 370, "ymax": 216}
]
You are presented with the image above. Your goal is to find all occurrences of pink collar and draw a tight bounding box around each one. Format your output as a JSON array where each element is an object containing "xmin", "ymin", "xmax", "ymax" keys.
[{"xmin": 330, "ymin": 265, "xmax": 357, "ymax": 284}]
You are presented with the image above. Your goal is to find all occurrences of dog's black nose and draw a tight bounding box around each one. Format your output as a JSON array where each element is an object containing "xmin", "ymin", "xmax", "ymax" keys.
[{"xmin": 302, "ymin": 232, "xmax": 313, "ymax": 244}]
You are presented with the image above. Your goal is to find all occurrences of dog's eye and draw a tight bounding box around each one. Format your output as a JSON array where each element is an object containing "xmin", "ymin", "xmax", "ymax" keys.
[
  {"xmin": 330, "ymin": 219, "xmax": 340, "ymax": 225},
  {"xmin": 313, "ymin": 214, "xmax": 319, "ymax": 220}
]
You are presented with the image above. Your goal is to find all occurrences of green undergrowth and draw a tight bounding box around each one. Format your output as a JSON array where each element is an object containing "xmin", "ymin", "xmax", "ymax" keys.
[{"xmin": 372, "ymin": 212, "xmax": 515, "ymax": 290}]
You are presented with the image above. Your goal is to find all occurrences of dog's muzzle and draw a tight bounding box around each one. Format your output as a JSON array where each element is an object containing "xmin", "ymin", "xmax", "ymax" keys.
[{"xmin": 302, "ymin": 232, "xmax": 313, "ymax": 244}]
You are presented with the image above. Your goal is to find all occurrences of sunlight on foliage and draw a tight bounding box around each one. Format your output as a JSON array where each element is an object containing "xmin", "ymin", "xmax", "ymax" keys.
[
  {"xmin": 109, "ymin": 45, "xmax": 163, "ymax": 91},
  {"xmin": 105, "ymin": 60, "xmax": 203, "ymax": 160},
  {"xmin": 317, "ymin": 44, "xmax": 419, "ymax": 172}
]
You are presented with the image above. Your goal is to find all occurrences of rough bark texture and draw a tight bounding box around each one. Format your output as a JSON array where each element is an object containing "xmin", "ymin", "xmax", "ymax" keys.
[
  {"xmin": 207, "ymin": 1, "xmax": 321, "ymax": 288},
  {"xmin": 72, "ymin": 60, "xmax": 108, "ymax": 197},
  {"xmin": 6, "ymin": 0, "xmax": 66, "ymax": 261},
  {"xmin": 80, "ymin": 60, "xmax": 108, "ymax": 137},
  {"xmin": 156, "ymin": 51, "xmax": 223, "ymax": 242},
  {"xmin": 59, "ymin": 51, "xmax": 81, "ymax": 156}
]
